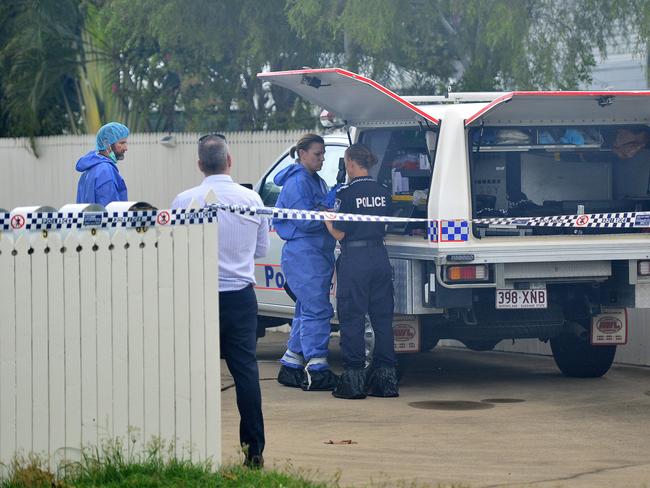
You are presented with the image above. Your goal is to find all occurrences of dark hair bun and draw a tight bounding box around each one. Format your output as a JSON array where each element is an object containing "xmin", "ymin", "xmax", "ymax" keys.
[{"xmin": 345, "ymin": 143, "xmax": 377, "ymax": 169}]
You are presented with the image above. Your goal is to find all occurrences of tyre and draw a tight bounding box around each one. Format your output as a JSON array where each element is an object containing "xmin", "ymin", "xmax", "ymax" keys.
[{"xmin": 550, "ymin": 325, "xmax": 616, "ymax": 378}]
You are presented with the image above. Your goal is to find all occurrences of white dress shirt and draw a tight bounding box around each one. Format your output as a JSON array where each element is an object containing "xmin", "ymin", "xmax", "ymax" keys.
[{"xmin": 172, "ymin": 174, "xmax": 269, "ymax": 292}]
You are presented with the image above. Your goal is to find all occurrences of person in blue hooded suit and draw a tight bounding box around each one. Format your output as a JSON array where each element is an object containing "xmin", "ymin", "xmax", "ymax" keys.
[
  {"xmin": 274, "ymin": 133, "xmax": 339, "ymax": 391},
  {"xmin": 76, "ymin": 122, "xmax": 129, "ymax": 206}
]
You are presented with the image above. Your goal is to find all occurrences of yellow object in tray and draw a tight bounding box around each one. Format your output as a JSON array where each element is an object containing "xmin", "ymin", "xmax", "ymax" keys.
[{"xmin": 392, "ymin": 194, "xmax": 414, "ymax": 202}]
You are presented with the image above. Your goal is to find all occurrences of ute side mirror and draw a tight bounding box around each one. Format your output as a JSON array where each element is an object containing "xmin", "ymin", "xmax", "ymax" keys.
[{"xmin": 336, "ymin": 157, "xmax": 346, "ymax": 185}]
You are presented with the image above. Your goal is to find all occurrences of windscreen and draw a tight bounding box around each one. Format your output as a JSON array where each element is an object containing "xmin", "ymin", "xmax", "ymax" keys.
[{"xmin": 360, "ymin": 127, "xmax": 438, "ymax": 236}]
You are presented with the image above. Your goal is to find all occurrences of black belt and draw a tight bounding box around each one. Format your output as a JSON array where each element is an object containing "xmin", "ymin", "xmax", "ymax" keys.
[{"xmin": 341, "ymin": 239, "xmax": 384, "ymax": 249}]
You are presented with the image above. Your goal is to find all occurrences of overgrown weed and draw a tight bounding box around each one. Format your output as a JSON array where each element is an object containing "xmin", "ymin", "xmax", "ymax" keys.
[{"xmin": 0, "ymin": 438, "xmax": 332, "ymax": 487}]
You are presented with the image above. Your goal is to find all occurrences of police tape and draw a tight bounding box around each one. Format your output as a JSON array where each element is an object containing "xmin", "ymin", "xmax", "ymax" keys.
[
  {"xmin": 2, "ymin": 204, "xmax": 650, "ymax": 233},
  {"xmin": 0, "ymin": 208, "xmax": 219, "ymax": 231},
  {"xmin": 0, "ymin": 204, "xmax": 428, "ymax": 233},
  {"xmin": 473, "ymin": 212, "xmax": 650, "ymax": 229},
  {"xmin": 211, "ymin": 203, "xmax": 428, "ymax": 223},
  {"xmin": 215, "ymin": 204, "xmax": 650, "ymax": 230}
]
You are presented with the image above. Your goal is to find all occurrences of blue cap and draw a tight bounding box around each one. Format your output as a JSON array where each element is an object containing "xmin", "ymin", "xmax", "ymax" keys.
[{"xmin": 96, "ymin": 122, "xmax": 129, "ymax": 151}]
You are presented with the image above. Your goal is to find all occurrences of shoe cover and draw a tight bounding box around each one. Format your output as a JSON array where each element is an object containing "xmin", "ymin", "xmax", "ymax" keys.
[
  {"xmin": 366, "ymin": 366, "xmax": 399, "ymax": 397},
  {"xmin": 301, "ymin": 369, "xmax": 338, "ymax": 391},
  {"xmin": 332, "ymin": 369, "xmax": 367, "ymax": 399},
  {"xmin": 277, "ymin": 365, "xmax": 305, "ymax": 388}
]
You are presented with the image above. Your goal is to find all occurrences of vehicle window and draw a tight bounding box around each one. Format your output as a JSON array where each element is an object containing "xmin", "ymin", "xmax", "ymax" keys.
[
  {"xmin": 259, "ymin": 152, "xmax": 293, "ymax": 206},
  {"xmin": 259, "ymin": 144, "xmax": 347, "ymax": 206},
  {"xmin": 319, "ymin": 145, "xmax": 347, "ymax": 188},
  {"xmin": 360, "ymin": 128, "xmax": 437, "ymax": 236}
]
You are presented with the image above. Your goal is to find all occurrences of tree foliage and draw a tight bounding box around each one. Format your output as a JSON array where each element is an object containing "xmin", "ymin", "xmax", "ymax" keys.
[
  {"xmin": 0, "ymin": 0, "xmax": 645, "ymax": 138},
  {"xmin": 0, "ymin": 0, "xmax": 85, "ymax": 137}
]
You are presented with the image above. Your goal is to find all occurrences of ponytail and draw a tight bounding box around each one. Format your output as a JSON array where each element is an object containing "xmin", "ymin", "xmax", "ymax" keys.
[{"xmin": 290, "ymin": 133, "xmax": 325, "ymax": 159}]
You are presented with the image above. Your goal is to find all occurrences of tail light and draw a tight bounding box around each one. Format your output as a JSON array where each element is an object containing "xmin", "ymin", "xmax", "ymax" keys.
[
  {"xmin": 446, "ymin": 264, "xmax": 489, "ymax": 282},
  {"xmin": 638, "ymin": 260, "xmax": 650, "ymax": 276}
]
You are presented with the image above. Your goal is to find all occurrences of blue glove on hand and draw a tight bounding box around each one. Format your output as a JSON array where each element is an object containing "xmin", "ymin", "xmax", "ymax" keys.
[{"xmin": 320, "ymin": 184, "xmax": 342, "ymax": 210}]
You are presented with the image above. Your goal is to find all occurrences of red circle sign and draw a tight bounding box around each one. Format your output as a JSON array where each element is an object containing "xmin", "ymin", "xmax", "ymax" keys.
[
  {"xmin": 10, "ymin": 214, "xmax": 25, "ymax": 229},
  {"xmin": 156, "ymin": 211, "xmax": 171, "ymax": 225},
  {"xmin": 575, "ymin": 215, "xmax": 590, "ymax": 227}
]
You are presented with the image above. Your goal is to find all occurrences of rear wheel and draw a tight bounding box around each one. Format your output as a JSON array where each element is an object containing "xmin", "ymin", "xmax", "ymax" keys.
[{"xmin": 550, "ymin": 323, "xmax": 616, "ymax": 378}]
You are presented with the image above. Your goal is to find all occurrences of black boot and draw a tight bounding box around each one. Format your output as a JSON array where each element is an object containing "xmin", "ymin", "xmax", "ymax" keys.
[
  {"xmin": 332, "ymin": 369, "xmax": 367, "ymax": 399},
  {"xmin": 277, "ymin": 365, "xmax": 305, "ymax": 388},
  {"xmin": 301, "ymin": 369, "xmax": 338, "ymax": 391},
  {"xmin": 366, "ymin": 366, "xmax": 399, "ymax": 397}
]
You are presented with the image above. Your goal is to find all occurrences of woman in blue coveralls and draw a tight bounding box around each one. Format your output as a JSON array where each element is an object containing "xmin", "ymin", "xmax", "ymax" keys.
[{"xmin": 274, "ymin": 134, "xmax": 339, "ymax": 391}]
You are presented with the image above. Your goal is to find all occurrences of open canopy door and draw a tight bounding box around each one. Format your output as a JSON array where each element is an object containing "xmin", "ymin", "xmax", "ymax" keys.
[
  {"xmin": 466, "ymin": 91, "xmax": 650, "ymax": 127},
  {"xmin": 258, "ymin": 68, "xmax": 439, "ymax": 127}
]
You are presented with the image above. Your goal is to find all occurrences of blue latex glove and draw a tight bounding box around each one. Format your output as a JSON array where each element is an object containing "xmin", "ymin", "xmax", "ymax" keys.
[
  {"xmin": 560, "ymin": 129, "xmax": 584, "ymax": 145},
  {"xmin": 320, "ymin": 184, "xmax": 342, "ymax": 210}
]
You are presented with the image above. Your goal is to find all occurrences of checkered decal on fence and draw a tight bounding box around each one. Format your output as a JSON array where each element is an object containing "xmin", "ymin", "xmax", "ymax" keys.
[
  {"xmin": 427, "ymin": 220, "xmax": 438, "ymax": 242},
  {"xmin": 440, "ymin": 220, "xmax": 469, "ymax": 242}
]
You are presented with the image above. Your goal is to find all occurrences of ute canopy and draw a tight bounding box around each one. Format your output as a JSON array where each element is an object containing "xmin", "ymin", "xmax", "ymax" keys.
[
  {"xmin": 466, "ymin": 91, "xmax": 650, "ymax": 127},
  {"xmin": 258, "ymin": 68, "xmax": 439, "ymax": 127}
]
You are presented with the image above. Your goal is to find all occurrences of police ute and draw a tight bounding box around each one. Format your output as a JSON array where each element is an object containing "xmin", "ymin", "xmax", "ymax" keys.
[{"xmin": 253, "ymin": 67, "xmax": 650, "ymax": 378}]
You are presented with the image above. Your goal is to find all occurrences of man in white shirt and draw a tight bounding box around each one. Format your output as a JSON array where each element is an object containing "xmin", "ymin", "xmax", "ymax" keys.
[{"xmin": 172, "ymin": 134, "xmax": 269, "ymax": 468}]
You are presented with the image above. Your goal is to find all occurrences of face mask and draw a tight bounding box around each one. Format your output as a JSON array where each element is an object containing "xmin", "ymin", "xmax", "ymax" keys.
[{"xmin": 109, "ymin": 151, "xmax": 118, "ymax": 163}]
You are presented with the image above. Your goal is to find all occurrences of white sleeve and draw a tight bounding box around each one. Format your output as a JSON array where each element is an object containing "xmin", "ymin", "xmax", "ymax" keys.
[{"xmin": 253, "ymin": 194, "xmax": 270, "ymax": 258}]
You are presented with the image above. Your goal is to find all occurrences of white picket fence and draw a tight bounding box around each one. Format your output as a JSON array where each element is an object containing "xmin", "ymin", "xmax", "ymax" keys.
[{"xmin": 0, "ymin": 208, "xmax": 220, "ymax": 473}]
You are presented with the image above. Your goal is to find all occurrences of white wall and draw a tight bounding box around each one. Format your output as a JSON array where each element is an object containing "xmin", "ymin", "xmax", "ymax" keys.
[{"xmin": 0, "ymin": 130, "xmax": 307, "ymax": 210}]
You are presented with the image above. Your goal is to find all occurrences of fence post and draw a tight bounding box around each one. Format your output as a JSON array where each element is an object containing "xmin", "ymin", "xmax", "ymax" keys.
[{"xmin": 0, "ymin": 233, "xmax": 16, "ymax": 475}]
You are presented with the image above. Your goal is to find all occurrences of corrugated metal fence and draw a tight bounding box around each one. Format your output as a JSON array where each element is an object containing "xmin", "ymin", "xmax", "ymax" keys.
[
  {"xmin": 0, "ymin": 212, "xmax": 220, "ymax": 472},
  {"xmin": 0, "ymin": 131, "xmax": 306, "ymax": 210}
]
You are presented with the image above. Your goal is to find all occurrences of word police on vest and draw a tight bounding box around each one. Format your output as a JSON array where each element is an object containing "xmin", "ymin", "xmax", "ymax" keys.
[{"xmin": 356, "ymin": 196, "xmax": 386, "ymax": 208}]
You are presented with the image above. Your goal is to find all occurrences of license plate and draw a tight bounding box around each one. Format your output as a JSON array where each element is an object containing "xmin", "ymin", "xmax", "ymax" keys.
[{"xmin": 496, "ymin": 289, "xmax": 547, "ymax": 309}]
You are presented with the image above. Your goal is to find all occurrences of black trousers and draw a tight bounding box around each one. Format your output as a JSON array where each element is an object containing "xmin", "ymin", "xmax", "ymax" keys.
[
  {"xmin": 219, "ymin": 284, "xmax": 265, "ymax": 458},
  {"xmin": 336, "ymin": 246, "xmax": 396, "ymax": 369}
]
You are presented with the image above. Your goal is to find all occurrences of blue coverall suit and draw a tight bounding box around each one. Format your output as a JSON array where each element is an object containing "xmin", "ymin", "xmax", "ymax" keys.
[
  {"xmin": 76, "ymin": 151, "xmax": 128, "ymax": 206},
  {"xmin": 273, "ymin": 163, "xmax": 336, "ymax": 371}
]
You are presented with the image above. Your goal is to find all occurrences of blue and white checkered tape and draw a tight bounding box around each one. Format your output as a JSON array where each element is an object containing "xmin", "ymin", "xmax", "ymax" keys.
[
  {"xmin": 0, "ymin": 208, "xmax": 219, "ymax": 231},
  {"xmin": 3, "ymin": 203, "xmax": 650, "ymax": 233},
  {"xmin": 0, "ymin": 213, "xmax": 9, "ymax": 231},
  {"xmin": 474, "ymin": 212, "xmax": 650, "ymax": 229}
]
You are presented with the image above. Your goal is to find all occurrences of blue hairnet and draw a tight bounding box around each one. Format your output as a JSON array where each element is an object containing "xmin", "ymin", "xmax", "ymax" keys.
[{"xmin": 96, "ymin": 122, "xmax": 129, "ymax": 151}]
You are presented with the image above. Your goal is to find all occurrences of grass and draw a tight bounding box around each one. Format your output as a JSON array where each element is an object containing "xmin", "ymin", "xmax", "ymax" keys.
[
  {"xmin": 0, "ymin": 439, "xmax": 331, "ymax": 488},
  {"xmin": 0, "ymin": 437, "xmax": 473, "ymax": 488}
]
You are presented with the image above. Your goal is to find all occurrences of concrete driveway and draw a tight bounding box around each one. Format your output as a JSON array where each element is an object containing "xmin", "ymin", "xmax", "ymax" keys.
[{"xmin": 220, "ymin": 331, "xmax": 650, "ymax": 487}]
